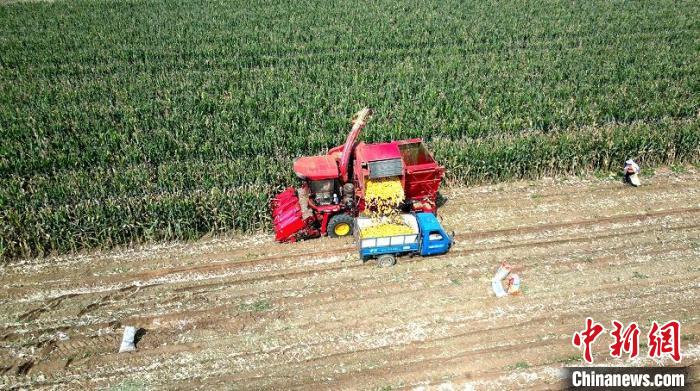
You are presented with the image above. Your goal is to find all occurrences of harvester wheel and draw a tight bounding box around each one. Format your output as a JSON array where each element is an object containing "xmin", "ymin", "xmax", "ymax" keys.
[
  {"xmin": 377, "ymin": 254, "xmax": 396, "ymax": 267},
  {"xmin": 328, "ymin": 214, "xmax": 354, "ymax": 238}
]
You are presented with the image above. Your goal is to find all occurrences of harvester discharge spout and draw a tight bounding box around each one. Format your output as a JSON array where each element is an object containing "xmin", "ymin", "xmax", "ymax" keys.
[{"xmin": 339, "ymin": 108, "xmax": 372, "ymax": 183}]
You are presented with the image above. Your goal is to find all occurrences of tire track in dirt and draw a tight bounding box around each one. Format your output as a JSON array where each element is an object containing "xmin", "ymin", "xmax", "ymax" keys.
[
  {"xmin": 6, "ymin": 258, "xmax": 696, "ymax": 382},
  {"xmin": 4, "ymin": 220, "xmax": 696, "ymax": 336},
  {"xmin": 3, "ymin": 203, "xmax": 696, "ymax": 304},
  {"xmin": 176, "ymin": 284, "xmax": 697, "ymax": 371},
  {"xmin": 99, "ymin": 285, "xmax": 696, "ymax": 389},
  {"xmin": 21, "ymin": 250, "xmax": 696, "ymax": 384},
  {"xmin": 222, "ymin": 287, "xmax": 699, "ymax": 389},
  {"xmin": 3, "ymin": 214, "xmax": 696, "ymax": 338},
  {"xmin": 41, "ymin": 211, "xmax": 699, "ymax": 307},
  {"xmin": 193, "ymin": 220, "xmax": 697, "ymax": 291},
  {"xmin": 154, "ymin": 241, "xmax": 695, "ymax": 336},
  {"xmin": 442, "ymin": 176, "xmax": 697, "ymax": 208},
  {"xmin": 455, "ymin": 206, "xmax": 700, "ymax": 240},
  {"xmin": 16, "ymin": 294, "xmax": 78, "ymax": 322},
  {"xmin": 130, "ymin": 220, "xmax": 688, "ymax": 316},
  {"xmin": 28, "ymin": 283, "xmax": 697, "ymax": 387}
]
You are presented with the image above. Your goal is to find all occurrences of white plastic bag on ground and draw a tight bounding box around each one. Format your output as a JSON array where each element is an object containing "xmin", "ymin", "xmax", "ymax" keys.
[
  {"xmin": 119, "ymin": 326, "xmax": 137, "ymax": 353},
  {"xmin": 491, "ymin": 262, "xmax": 512, "ymax": 298},
  {"xmin": 493, "ymin": 262, "xmax": 511, "ymax": 282},
  {"xmin": 492, "ymin": 279, "xmax": 508, "ymax": 298}
]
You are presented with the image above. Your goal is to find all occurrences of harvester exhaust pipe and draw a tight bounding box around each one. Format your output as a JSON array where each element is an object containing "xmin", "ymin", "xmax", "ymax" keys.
[{"xmin": 339, "ymin": 107, "xmax": 373, "ymax": 183}]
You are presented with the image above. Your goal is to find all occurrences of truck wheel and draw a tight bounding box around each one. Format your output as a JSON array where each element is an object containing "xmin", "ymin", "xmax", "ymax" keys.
[
  {"xmin": 377, "ymin": 254, "xmax": 396, "ymax": 267},
  {"xmin": 328, "ymin": 214, "xmax": 354, "ymax": 238}
]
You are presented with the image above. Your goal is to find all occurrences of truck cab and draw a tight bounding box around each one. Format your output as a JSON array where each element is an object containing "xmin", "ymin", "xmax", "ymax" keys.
[{"xmin": 416, "ymin": 212, "xmax": 452, "ymax": 256}]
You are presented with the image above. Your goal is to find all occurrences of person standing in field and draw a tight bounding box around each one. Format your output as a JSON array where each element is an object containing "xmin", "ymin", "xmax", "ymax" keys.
[{"xmin": 623, "ymin": 160, "xmax": 641, "ymax": 187}]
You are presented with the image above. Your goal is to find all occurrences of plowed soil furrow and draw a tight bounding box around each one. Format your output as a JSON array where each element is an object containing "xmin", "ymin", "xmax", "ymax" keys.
[
  {"xmin": 7, "ymin": 218, "xmax": 695, "ymax": 331},
  {"xmin": 1, "ymin": 169, "xmax": 699, "ymax": 390}
]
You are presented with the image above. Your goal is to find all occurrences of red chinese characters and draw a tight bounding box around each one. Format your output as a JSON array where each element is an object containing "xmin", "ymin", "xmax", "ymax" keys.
[
  {"xmin": 572, "ymin": 317, "xmax": 605, "ymax": 363},
  {"xmin": 609, "ymin": 320, "xmax": 640, "ymax": 359},
  {"xmin": 648, "ymin": 320, "xmax": 681, "ymax": 362},
  {"xmin": 572, "ymin": 318, "xmax": 682, "ymax": 363}
]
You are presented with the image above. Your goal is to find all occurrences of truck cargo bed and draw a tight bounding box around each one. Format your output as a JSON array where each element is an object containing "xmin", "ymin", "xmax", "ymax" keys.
[{"xmin": 356, "ymin": 214, "xmax": 420, "ymax": 258}]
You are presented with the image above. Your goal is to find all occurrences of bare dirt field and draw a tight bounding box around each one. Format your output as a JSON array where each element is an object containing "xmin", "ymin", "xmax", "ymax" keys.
[{"xmin": 2, "ymin": 169, "xmax": 699, "ymax": 390}]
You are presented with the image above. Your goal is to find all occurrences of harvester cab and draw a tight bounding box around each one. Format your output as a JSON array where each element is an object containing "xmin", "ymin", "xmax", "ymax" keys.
[
  {"xmin": 293, "ymin": 155, "xmax": 339, "ymax": 206},
  {"xmin": 271, "ymin": 108, "xmax": 445, "ymax": 243}
]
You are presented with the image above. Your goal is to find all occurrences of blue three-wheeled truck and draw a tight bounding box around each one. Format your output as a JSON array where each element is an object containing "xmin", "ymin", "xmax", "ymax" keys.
[{"xmin": 356, "ymin": 212, "xmax": 453, "ymax": 267}]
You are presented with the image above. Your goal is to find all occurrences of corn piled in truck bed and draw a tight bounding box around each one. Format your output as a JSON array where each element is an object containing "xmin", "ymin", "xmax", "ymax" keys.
[
  {"xmin": 361, "ymin": 178, "xmax": 412, "ymax": 238},
  {"xmin": 360, "ymin": 223, "xmax": 414, "ymax": 238},
  {"xmin": 365, "ymin": 178, "xmax": 404, "ymax": 215}
]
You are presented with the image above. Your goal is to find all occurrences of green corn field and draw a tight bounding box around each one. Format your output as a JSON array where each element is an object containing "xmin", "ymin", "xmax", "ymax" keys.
[{"xmin": 1, "ymin": 0, "xmax": 698, "ymax": 260}]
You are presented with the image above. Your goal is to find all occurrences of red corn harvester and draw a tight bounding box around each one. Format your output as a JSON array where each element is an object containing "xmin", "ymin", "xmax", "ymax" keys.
[{"xmin": 271, "ymin": 108, "xmax": 446, "ymax": 242}]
